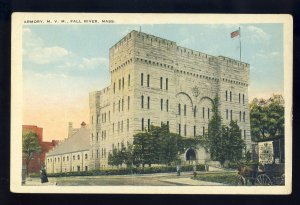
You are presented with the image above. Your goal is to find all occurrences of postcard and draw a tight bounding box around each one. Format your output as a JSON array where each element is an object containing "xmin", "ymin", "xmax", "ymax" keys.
[{"xmin": 11, "ymin": 13, "xmax": 292, "ymax": 194}]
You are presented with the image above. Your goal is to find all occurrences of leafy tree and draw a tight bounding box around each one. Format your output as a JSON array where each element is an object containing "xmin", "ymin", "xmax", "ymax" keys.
[
  {"xmin": 22, "ymin": 132, "xmax": 41, "ymax": 176},
  {"xmin": 250, "ymin": 97, "xmax": 284, "ymax": 141}
]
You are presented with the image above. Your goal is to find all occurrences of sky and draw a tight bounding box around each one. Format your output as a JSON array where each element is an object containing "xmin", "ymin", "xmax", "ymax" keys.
[{"xmin": 22, "ymin": 24, "xmax": 284, "ymax": 141}]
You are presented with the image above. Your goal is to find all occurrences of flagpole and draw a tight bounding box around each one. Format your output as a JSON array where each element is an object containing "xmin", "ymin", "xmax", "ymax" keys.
[{"xmin": 239, "ymin": 27, "xmax": 241, "ymax": 62}]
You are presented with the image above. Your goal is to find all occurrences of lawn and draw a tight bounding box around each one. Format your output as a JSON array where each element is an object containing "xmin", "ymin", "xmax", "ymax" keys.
[{"xmin": 192, "ymin": 172, "xmax": 239, "ymax": 185}]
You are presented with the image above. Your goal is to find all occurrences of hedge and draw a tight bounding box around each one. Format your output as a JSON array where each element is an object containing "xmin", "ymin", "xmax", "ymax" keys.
[{"xmin": 46, "ymin": 164, "xmax": 205, "ymax": 177}]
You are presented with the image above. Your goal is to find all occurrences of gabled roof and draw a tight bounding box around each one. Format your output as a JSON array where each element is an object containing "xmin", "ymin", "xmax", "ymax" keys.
[{"xmin": 46, "ymin": 127, "xmax": 90, "ymax": 156}]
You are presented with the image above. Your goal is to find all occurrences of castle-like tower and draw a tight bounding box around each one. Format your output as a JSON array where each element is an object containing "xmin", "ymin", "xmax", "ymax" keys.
[{"xmin": 89, "ymin": 30, "xmax": 251, "ymax": 169}]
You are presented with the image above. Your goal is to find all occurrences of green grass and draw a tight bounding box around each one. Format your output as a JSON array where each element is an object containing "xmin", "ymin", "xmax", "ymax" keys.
[{"xmin": 192, "ymin": 172, "xmax": 238, "ymax": 185}]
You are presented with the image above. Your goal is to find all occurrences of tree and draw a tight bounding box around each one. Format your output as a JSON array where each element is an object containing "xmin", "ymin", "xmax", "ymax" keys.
[
  {"xmin": 250, "ymin": 97, "xmax": 284, "ymax": 141},
  {"xmin": 22, "ymin": 132, "xmax": 41, "ymax": 176},
  {"xmin": 199, "ymin": 97, "xmax": 245, "ymax": 165}
]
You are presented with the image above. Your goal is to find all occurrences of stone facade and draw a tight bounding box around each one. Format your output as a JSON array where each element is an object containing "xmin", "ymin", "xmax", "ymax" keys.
[{"xmin": 89, "ymin": 30, "xmax": 252, "ymax": 169}]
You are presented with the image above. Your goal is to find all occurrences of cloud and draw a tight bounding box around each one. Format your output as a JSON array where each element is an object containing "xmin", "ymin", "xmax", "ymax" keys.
[
  {"xmin": 33, "ymin": 73, "xmax": 68, "ymax": 79},
  {"xmin": 23, "ymin": 27, "xmax": 71, "ymax": 65},
  {"xmin": 246, "ymin": 25, "xmax": 270, "ymax": 41},
  {"xmin": 79, "ymin": 57, "xmax": 108, "ymax": 70},
  {"xmin": 253, "ymin": 50, "xmax": 281, "ymax": 60}
]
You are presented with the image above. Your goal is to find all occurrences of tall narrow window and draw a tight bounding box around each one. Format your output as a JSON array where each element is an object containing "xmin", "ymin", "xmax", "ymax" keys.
[
  {"xmin": 166, "ymin": 78, "xmax": 168, "ymax": 90},
  {"xmin": 118, "ymin": 122, "xmax": 120, "ymax": 133},
  {"xmin": 148, "ymin": 119, "xmax": 150, "ymax": 131},
  {"xmin": 167, "ymin": 121, "xmax": 169, "ymax": 128},
  {"xmin": 230, "ymin": 91, "xmax": 232, "ymax": 102},
  {"xmin": 113, "ymin": 103, "xmax": 115, "ymax": 113},
  {"xmin": 97, "ymin": 149, "xmax": 99, "ymax": 159},
  {"xmin": 225, "ymin": 91, "xmax": 228, "ymax": 101},
  {"xmin": 226, "ymin": 109, "xmax": 228, "ymax": 120},
  {"xmin": 142, "ymin": 118, "xmax": 144, "ymax": 131},
  {"xmin": 118, "ymin": 100, "xmax": 120, "ymax": 112},
  {"xmin": 141, "ymin": 96, "xmax": 144, "ymax": 108},
  {"xmin": 194, "ymin": 106, "xmax": 197, "ymax": 117},
  {"xmin": 141, "ymin": 73, "xmax": 144, "ymax": 86},
  {"xmin": 203, "ymin": 107, "xmax": 205, "ymax": 118},
  {"xmin": 203, "ymin": 126, "xmax": 205, "ymax": 135},
  {"xmin": 243, "ymin": 112, "xmax": 245, "ymax": 122},
  {"xmin": 119, "ymin": 79, "xmax": 121, "ymax": 90},
  {"xmin": 243, "ymin": 94, "xmax": 245, "ymax": 105},
  {"xmin": 160, "ymin": 77, "xmax": 163, "ymax": 89},
  {"xmin": 184, "ymin": 124, "xmax": 187, "ymax": 136},
  {"xmin": 161, "ymin": 99, "xmax": 163, "ymax": 111},
  {"xmin": 184, "ymin": 104, "xmax": 187, "ymax": 116},
  {"xmin": 113, "ymin": 123, "xmax": 114, "ymax": 133},
  {"xmin": 194, "ymin": 126, "xmax": 196, "ymax": 136},
  {"xmin": 178, "ymin": 104, "xmax": 181, "ymax": 115},
  {"xmin": 239, "ymin": 93, "xmax": 241, "ymax": 103},
  {"xmin": 147, "ymin": 96, "xmax": 150, "ymax": 109},
  {"xmin": 239, "ymin": 111, "xmax": 242, "ymax": 122},
  {"xmin": 128, "ymin": 96, "xmax": 130, "ymax": 110},
  {"xmin": 122, "ymin": 77, "xmax": 124, "ymax": 89},
  {"xmin": 97, "ymin": 132, "xmax": 99, "ymax": 142},
  {"xmin": 147, "ymin": 74, "xmax": 150, "ymax": 87},
  {"xmin": 208, "ymin": 108, "xmax": 210, "ymax": 119},
  {"xmin": 244, "ymin": 130, "xmax": 246, "ymax": 140},
  {"xmin": 178, "ymin": 124, "xmax": 181, "ymax": 135},
  {"xmin": 128, "ymin": 74, "xmax": 130, "ymax": 87},
  {"xmin": 114, "ymin": 82, "xmax": 116, "ymax": 94},
  {"xmin": 230, "ymin": 110, "xmax": 233, "ymax": 121},
  {"xmin": 121, "ymin": 121, "xmax": 123, "ymax": 132},
  {"xmin": 127, "ymin": 119, "xmax": 129, "ymax": 131},
  {"xmin": 166, "ymin": 99, "xmax": 169, "ymax": 112}
]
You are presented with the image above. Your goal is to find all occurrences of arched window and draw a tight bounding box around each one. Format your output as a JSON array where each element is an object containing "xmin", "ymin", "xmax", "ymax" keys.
[{"xmin": 85, "ymin": 154, "xmax": 88, "ymax": 159}]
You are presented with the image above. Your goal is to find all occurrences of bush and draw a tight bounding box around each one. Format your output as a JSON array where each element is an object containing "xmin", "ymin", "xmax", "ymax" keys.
[{"xmin": 47, "ymin": 164, "xmax": 206, "ymax": 177}]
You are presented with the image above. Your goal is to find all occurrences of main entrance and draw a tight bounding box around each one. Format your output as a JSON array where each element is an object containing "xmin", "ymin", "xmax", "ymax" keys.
[{"xmin": 186, "ymin": 148, "xmax": 196, "ymax": 164}]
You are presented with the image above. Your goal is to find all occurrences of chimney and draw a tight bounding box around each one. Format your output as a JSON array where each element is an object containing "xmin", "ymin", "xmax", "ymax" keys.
[{"xmin": 81, "ymin": 121, "xmax": 86, "ymax": 128}]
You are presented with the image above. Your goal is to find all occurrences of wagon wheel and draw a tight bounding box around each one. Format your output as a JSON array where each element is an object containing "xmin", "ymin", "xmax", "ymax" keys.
[
  {"xmin": 256, "ymin": 174, "xmax": 272, "ymax": 186},
  {"xmin": 236, "ymin": 174, "xmax": 246, "ymax": 185},
  {"xmin": 280, "ymin": 174, "xmax": 285, "ymax": 185}
]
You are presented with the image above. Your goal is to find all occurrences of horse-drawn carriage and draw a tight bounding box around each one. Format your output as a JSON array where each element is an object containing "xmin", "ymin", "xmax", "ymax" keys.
[{"xmin": 237, "ymin": 163, "xmax": 284, "ymax": 185}]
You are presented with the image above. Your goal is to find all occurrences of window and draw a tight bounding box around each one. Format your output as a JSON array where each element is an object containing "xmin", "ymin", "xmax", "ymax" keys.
[
  {"xmin": 230, "ymin": 110, "xmax": 233, "ymax": 121},
  {"xmin": 128, "ymin": 96, "xmax": 130, "ymax": 110},
  {"xmin": 243, "ymin": 112, "xmax": 246, "ymax": 122},
  {"xmin": 118, "ymin": 100, "xmax": 120, "ymax": 112},
  {"xmin": 225, "ymin": 91, "xmax": 228, "ymax": 101},
  {"xmin": 147, "ymin": 74, "xmax": 150, "ymax": 87},
  {"xmin": 178, "ymin": 104, "xmax": 181, "ymax": 115},
  {"xmin": 178, "ymin": 124, "xmax": 181, "ymax": 135},
  {"xmin": 167, "ymin": 121, "xmax": 169, "ymax": 128},
  {"xmin": 97, "ymin": 149, "xmax": 99, "ymax": 158},
  {"xmin": 239, "ymin": 93, "xmax": 241, "ymax": 103},
  {"xmin": 141, "ymin": 73, "xmax": 144, "ymax": 86},
  {"xmin": 97, "ymin": 132, "xmax": 99, "ymax": 142},
  {"xmin": 203, "ymin": 107, "xmax": 205, "ymax": 118},
  {"xmin": 148, "ymin": 119, "xmax": 150, "ymax": 131},
  {"xmin": 184, "ymin": 104, "xmax": 187, "ymax": 116},
  {"xmin": 118, "ymin": 121, "xmax": 120, "ymax": 133},
  {"xmin": 122, "ymin": 98, "xmax": 124, "ymax": 111},
  {"xmin": 239, "ymin": 111, "xmax": 242, "ymax": 122},
  {"xmin": 92, "ymin": 133, "xmax": 94, "ymax": 142},
  {"xmin": 203, "ymin": 126, "xmax": 205, "ymax": 135},
  {"xmin": 244, "ymin": 130, "xmax": 246, "ymax": 140},
  {"xmin": 97, "ymin": 114, "xmax": 99, "ymax": 124},
  {"xmin": 122, "ymin": 77, "xmax": 124, "ymax": 89},
  {"xmin": 226, "ymin": 109, "xmax": 228, "ymax": 120},
  {"xmin": 113, "ymin": 82, "xmax": 116, "ymax": 93},
  {"xmin": 113, "ymin": 123, "xmax": 114, "ymax": 133},
  {"xmin": 208, "ymin": 108, "xmax": 210, "ymax": 119},
  {"xmin": 141, "ymin": 96, "xmax": 144, "ymax": 108},
  {"xmin": 142, "ymin": 118, "xmax": 144, "ymax": 131},
  {"xmin": 128, "ymin": 74, "xmax": 130, "ymax": 86},
  {"xmin": 78, "ymin": 155, "xmax": 80, "ymax": 160},
  {"xmin": 194, "ymin": 106, "xmax": 196, "ymax": 117},
  {"xmin": 85, "ymin": 154, "xmax": 88, "ymax": 159},
  {"xmin": 127, "ymin": 119, "xmax": 129, "ymax": 131},
  {"xmin": 147, "ymin": 96, "xmax": 150, "ymax": 109},
  {"xmin": 119, "ymin": 79, "xmax": 121, "ymax": 90},
  {"xmin": 160, "ymin": 77, "xmax": 163, "ymax": 89},
  {"xmin": 166, "ymin": 99, "xmax": 169, "ymax": 112},
  {"xmin": 194, "ymin": 126, "xmax": 196, "ymax": 137},
  {"xmin": 113, "ymin": 103, "xmax": 115, "ymax": 113},
  {"xmin": 184, "ymin": 124, "xmax": 187, "ymax": 136},
  {"xmin": 166, "ymin": 78, "xmax": 168, "ymax": 90},
  {"xmin": 230, "ymin": 91, "xmax": 232, "ymax": 102},
  {"xmin": 243, "ymin": 94, "xmax": 245, "ymax": 105},
  {"xmin": 161, "ymin": 99, "xmax": 163, "ymax": 111},
  {"xmin": 121, "ymin": 120, "xmax": 123, "ymax": 132},
  {"xmin": 67, "ymin": 156, "xmax": 69, "ymax": 161}
]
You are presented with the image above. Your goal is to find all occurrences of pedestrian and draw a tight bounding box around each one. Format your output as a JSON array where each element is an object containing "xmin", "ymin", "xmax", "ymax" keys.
[
  {"xmin": 40, "ymin": 166, "xmax": 49, "ymax": 183},
  {"xmin": 176, "ymin": 165, "xmax": 181, "ymax": 176},
  {"xmin": 193, "ymin": 164, "xmax": 197, "ymax": 177}
]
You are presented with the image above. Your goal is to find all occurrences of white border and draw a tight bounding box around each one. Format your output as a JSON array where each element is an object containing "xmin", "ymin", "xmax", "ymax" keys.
[{"xmin": 11, "ymin": 13, "xmax": 293, "ymax": 194}]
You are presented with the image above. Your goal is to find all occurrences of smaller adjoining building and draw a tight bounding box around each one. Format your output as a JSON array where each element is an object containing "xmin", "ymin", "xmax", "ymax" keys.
[
  {"xmin": 22, "ymin": 125, "xmax": 59, "ymax": 174},
  {"xmin": 45, "ymin": 122, "xmax": 91, "ymax": 173}
]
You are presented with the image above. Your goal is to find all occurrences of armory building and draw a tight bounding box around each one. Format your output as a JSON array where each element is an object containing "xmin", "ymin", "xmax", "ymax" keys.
[{"xmin": 46, "ymin": 30, "xmax": 251, "ymax": 173}]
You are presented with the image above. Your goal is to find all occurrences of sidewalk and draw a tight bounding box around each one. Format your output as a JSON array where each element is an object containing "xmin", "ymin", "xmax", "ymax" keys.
[
  {"xmin": 159, "ymin": 177, "xmax": 224, "ymax": 186},
  {"xmin": 23, "ymin": 177, "xmax": 57, "ymax": 186}
]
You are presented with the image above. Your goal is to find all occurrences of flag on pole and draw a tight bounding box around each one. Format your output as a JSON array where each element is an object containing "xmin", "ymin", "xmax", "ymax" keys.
[{"xmin": 231, "ymin": 30, "xmax": 240, "ymax": 38}]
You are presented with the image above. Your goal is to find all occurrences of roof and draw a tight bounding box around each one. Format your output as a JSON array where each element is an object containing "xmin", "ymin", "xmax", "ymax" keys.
[{"xmin": 46, "ymin": 127, "xmax": 90, "ymax": 156}]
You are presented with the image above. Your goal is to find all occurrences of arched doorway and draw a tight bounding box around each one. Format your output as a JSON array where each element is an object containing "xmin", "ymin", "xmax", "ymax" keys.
[{"xmin": 186, "ymin": 148, "xmax": 196, "ymax": 164}]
